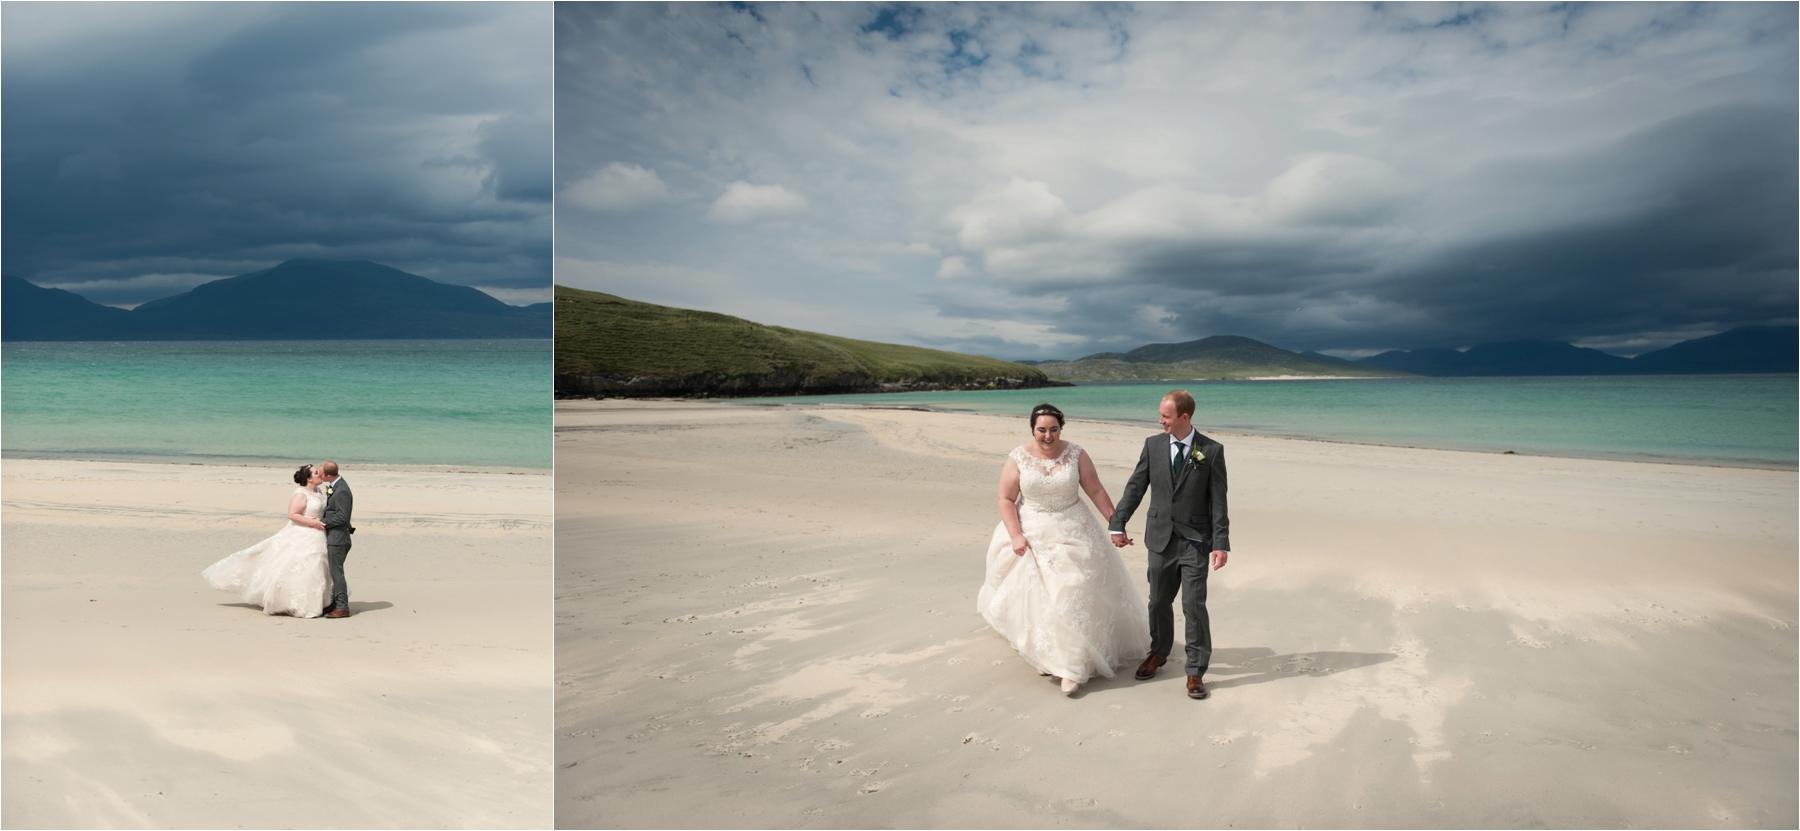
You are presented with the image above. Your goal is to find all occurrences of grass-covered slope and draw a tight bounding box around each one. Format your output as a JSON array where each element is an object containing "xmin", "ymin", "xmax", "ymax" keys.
[{"xmin": 554, "ymin": 286, "xmax": 1064, "ymax": 397}]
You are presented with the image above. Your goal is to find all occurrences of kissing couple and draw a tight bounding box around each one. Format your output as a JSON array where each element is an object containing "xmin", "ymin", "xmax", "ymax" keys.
[
  {"xmin": 977, "ymin": 390, "xmax": 1231, "ymax": 698},
  {"xmin": 203, "ymin": 460, "xmax": 357, "ymax": 619}
]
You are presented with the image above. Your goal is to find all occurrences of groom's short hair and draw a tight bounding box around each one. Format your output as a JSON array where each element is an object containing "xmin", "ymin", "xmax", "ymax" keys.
[
  {"xmin": 1163, "ymin": 389, "xmax": 1195, "ymax": 417},
  {"xmin": 320, "ymin": 460, "xmax": 340, "ymax": 477}
]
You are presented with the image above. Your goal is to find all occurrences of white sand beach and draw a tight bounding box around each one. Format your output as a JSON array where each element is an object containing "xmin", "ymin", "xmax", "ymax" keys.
[
  {"xmin": 2, "ymin": 459, "xmax": 553, "ymax": 829},
  {"xmin": 556, "ymin": 399, "xmax": 1797, "ymax": 829}
]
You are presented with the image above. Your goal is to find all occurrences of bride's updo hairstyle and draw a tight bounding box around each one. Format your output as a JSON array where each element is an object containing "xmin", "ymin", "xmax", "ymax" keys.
[
  {"xmin": 1029, "ymin": 403, "xmax": 1065, "ymax": 428},
  {"xmin": 293, "ymin": 464, "xmax": 314, "ymax": 486}
]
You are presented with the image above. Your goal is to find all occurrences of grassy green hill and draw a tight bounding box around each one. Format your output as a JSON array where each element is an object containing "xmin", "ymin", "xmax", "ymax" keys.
[{"xmin": 555, "ymin": 286, "xmax": 1064, "ymax": 397}]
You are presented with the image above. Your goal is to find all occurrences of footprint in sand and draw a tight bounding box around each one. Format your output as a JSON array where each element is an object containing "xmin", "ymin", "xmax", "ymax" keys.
[
  {"xmin": 815, "ymin": 738, "xmax": 851, "ymax": 752},
  {"xmin": 860, "ymin": 709, "xmax": 890, "ymax": 719},
  {"xmin": 947, "ymin": 657, "xmax": 969, "ymax": 666},
  {"xmin": 859, "ymin": 783, "xmax": 885, "ymax": 795}
]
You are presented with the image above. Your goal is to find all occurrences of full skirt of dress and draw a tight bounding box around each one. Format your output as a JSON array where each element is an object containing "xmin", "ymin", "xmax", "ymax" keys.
[
  {"xmin": 977, "ymin": 504, "xmax": 1151, "ymax": 683},
  {"xmin": 201, "ymin": 523, "xmax": 333, "ymax": 618}
]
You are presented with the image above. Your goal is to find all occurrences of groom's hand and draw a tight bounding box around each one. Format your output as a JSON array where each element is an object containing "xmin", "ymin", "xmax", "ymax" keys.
[
  {"xmin": 1211, "ymin": 550, "xmax": 1229, "ymax": 570},
  {"xmin": 1110, "ymin": 532, "xmax": 1132, "ymax": 548}
]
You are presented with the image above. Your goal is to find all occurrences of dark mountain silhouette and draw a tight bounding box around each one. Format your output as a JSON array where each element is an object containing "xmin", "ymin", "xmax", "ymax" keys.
[
  {"xmin": 1038, "ymin": 335, "xmax": 1401, "ymax": 381},
  {"xmin": 1301, "ymin": 350, "xmax": 1362, "ymax": 367},
  {"xmin": 2, "ymin": 275, "xmax": 139, "ymax": 340},
  {"xmin": 3, "ymin": 260, "xmax": 548, "ymax": 341},
  {"xmin": 1630, "ymin": 325, "xmax": 1798, "ymax": 374},
  {"xmin": 1359, "ymin": 347, "xmax": 1474, "ymax": 376},
  {"xmin": 1358, "ymin": 327, "xmax": 1796, "ymax": 376},
  {"xmin": 1456, "ymin": 340, "xmax": 1634, "ymax": 376}
]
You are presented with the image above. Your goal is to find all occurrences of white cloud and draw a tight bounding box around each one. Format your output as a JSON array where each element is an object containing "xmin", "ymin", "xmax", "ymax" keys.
[
  {"xmin": 706, "ymin": 181, "xmax": 810, "ymax": 224},
  {"xmin": 559, "ymin": 162, "xmax": 671, "ymax": 212},
  {"xmin": 1263, "ymin": 154, "xmax": 1416, "ymax": 227},
  {"xmin": 947, "ymin": 178, "xmax": 1074, "ymax": 251}
]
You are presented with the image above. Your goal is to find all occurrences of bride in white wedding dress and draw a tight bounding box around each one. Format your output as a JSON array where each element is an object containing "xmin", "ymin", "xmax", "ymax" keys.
[
  {"xmin": 979, "ymin": 404, "xmax": 1151, "ymax": 696},
  {"xmin": 202, "ymin": 464, "xmax": 334, "ymax": 618}
]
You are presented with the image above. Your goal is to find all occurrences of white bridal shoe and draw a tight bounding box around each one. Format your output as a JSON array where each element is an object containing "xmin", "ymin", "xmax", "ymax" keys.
[{"xmin": 1060, "ymin": 677, "xmax": 1080, "ymax": 696}]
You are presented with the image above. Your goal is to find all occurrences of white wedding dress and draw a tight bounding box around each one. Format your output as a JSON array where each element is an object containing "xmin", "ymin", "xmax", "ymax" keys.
[
  {"xmin": 202, "ymin": 487, "xmax": 333, "ymax": 617},
  {"xmin": 979, "ymin": 443, "xmax": 1151, "ymax": 684}
]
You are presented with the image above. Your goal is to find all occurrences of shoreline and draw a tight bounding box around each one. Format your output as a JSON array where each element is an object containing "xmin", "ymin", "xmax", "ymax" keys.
[
  {"xmin": 0, "ymin": 449, "xmax": 551, "ymax": 476},
  {"xmin": 671, "ymin": 397, "xmax": 1799, "ymax": 472}
]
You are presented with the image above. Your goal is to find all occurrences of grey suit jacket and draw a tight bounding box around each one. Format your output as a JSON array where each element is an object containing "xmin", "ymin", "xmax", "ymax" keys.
[
  {"xmin": 322, "ymin": 479, "xmax": 355, "ymax": 548},
  {"xmin": 1109, "ymin": 431, "xmax": 1230, "ymax": 555}
]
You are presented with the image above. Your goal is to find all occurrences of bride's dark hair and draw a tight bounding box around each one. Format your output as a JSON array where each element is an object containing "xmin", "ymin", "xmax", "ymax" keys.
[
  {"xmin": 293, "ymin": 464, "xmax": 314, "ymax": 486},
  {"xmin": 1029, "ymin": 403, "xmax": 1065, "ymax": 427}
]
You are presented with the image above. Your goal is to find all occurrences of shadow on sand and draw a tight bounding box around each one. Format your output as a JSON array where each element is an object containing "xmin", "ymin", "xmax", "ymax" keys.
[{"xmin": 215, "ymin": 600, "xmax": 396, "ymax": 617}]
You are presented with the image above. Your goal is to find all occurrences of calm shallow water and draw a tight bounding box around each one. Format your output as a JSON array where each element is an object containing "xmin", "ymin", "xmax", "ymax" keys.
[
  {"xmin": 3, "ymin": 340, "xmax": 551, "ymax": 468},
  {"xmin": 740, "ymin": 375, "xmax": 1798, "ymax": 468}
]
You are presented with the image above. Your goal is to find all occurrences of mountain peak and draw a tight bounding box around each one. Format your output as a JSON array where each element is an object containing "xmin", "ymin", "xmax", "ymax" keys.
[{"xmin": 4, "ymin": 262, "xmax": 547, "ymax": 341}]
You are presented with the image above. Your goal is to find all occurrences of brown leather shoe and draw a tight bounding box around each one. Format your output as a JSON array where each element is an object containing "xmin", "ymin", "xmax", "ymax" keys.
[
  {"xmin": 1134, "ymin": 654, "xmax": 1166, "ymax": 681},
  {"xmin": 1186, "ymin": 675, "xmax": 1209, "ymax": 700},
  {"xmin": 323, "ymin": 607, "xmax": 350, "ymax": 619}
]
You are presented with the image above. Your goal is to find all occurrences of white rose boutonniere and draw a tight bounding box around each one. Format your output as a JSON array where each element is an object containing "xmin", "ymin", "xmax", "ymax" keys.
[
  {"xmin": 323, "ymin": 483, "xmax": 334, "ymax": 498},
  {"xmin": 1189, "ymin": 446, "xmax": 1206, "ymax": 465}
]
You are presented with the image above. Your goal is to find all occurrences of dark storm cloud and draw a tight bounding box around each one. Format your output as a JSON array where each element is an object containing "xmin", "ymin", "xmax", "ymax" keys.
[{"xmin": 3, "ymin": 2, "xmax": 551, "ymax": 307}]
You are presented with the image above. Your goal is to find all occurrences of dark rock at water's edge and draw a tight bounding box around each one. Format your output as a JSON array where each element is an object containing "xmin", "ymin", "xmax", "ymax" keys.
[
  {"xmin": 556, "ymin": 371, "xmax": 1070, "ymax": 398},
  {"xmin": 4, "ymin": 260, "xmax": 549, "ymax": 341}
]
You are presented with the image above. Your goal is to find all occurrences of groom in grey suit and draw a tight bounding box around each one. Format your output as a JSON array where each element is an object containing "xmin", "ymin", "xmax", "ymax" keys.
[
  {"xmin": 1109, "ymin": 389, "xmax": 1231, "ymax": 700},
  {"xmin": 319, "ymin": 460, "xmax": 356, "ymax": 619}
]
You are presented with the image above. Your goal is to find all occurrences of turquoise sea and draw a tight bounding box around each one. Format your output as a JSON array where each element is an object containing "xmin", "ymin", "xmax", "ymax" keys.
[
  {"xmin": 2, "ymin": 340, "xmax": 551, "ymax": 469},
  {"xmin": 741, "ymin": 375, "xmax": 1798, "ymax": 468}
]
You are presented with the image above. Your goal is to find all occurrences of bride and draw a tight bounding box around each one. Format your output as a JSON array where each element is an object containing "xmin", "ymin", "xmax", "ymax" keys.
[
  {"xmin": 202, "ymin": 464, "xmax": 334, "ymax": 617},
  {"xmin": 979, "ymin": 403, "xmax": 1150, "ymax": 695}
]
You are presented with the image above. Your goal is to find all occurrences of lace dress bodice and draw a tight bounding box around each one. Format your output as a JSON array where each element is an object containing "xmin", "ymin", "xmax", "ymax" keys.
[
  {"xmin": 294, "ymin": 487, "xmax": 326, "ymax": 522},
  {"xmin": 1011, "ymin": 443, "xmax": 1083, "ymax": 513}
]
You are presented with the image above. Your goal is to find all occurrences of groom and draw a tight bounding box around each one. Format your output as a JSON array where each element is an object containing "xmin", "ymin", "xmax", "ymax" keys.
[
  {"xmin": 1109, "ymin": 389, "xmax": 1231, "ymax": 700},
  {"xmin": 319, "ymin": 460, "xmax": 356, "ymax": 619}
]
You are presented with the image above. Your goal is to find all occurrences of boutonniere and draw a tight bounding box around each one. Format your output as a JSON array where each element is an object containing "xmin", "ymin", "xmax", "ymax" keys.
[
  {"xmin": 1189, "ymin": 446, "xmax": 1206, "ymax": 465},
  {"xmin": 323, "ymin": 483, "xmax": 334, "ymax": 496}
]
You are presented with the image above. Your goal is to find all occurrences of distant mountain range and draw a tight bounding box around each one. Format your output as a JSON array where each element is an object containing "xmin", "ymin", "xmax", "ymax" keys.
[
  {"xmin": 1036, "ymin": 326, "xmax": 1796, "ymax": 381},
  {"xmin": 555, "ymin": 286, "xmax": 1062, "ymax": 397},
  {"xmin": 1356, "ymin": 326, "xmax": 1797, "ymax": 376},
  {"xmin": 2, "ymin": 260, "xmax": 549, "ymax": 340},
  {"xmin": 1033, "ymin": 335, "xmax": 1401, "ymax": 381}
]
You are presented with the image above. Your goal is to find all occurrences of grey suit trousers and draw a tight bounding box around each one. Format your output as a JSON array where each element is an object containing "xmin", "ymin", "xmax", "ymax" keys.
[
  {"xmin": 327, "ymin": 543, "xmax": 351, "ymax": 610},
  {"xmin": 1147, "ymin": 537, "xmax": 1211, "ymax": 675}
]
